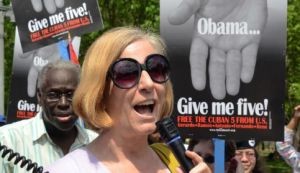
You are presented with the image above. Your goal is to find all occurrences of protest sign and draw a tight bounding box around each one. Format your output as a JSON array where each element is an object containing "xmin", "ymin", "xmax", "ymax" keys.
[
  {"xmin": 12, "ymin": 0, "xmax": 103, "ymax": 52},
  {"xmin": 160, "ymin": 0, "xmax": 286, "ymax": 140}
]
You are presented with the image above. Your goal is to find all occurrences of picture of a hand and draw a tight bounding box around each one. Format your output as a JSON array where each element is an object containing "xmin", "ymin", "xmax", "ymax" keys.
[
  {"xmin": 30, "ymin": 0, "xmax": 65, "ymax": 14},
  {"xmin": 168, "ymin": 0, "xmax": 268, "ymax": 100},
  {"xmin": 20, "ymin": 44, "xmax": 60, "ymax": 97}
]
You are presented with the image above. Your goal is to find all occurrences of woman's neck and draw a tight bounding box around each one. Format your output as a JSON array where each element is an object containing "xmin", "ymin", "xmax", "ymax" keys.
[
  {"xmin": 87, "ymin": 130, "xmax": 168, "ymax": 173},
  {"xmin": 90, "ymin": 129, "xmax": 150, "ymax": 158}
]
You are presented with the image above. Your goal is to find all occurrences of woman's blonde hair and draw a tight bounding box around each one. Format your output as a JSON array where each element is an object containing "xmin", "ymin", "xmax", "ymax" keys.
[{"xmin": 73, "ymin": 27, "xmax": 174, "ymax": 130}]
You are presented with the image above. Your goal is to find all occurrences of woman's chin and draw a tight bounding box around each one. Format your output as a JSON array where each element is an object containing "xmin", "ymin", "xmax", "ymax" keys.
[{"xmin": 138, "ymin": 124, "xmax": 157, "ymax": 135}]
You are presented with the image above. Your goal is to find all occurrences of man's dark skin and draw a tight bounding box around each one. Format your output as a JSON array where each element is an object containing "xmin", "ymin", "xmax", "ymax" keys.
[{"xmin": 37, "ymin": 68, "xmax": 79, "ymax": 155}]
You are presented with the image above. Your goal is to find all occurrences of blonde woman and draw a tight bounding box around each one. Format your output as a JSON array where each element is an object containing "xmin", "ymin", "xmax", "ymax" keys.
[{"xmin": 45, "ymin": 27, "xmax": 211, "ymax": 173}]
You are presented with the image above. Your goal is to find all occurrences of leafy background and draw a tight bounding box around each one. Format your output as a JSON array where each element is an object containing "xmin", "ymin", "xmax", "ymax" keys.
[{"xmin": 2, "ymin": 0, "xmax": 300, "ymax": 172}]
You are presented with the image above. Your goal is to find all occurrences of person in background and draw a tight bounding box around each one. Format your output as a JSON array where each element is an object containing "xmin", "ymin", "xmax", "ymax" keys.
[
  {"xmin": 0, "ymin": 60, "xmax": 98, "ymax": 173},
  {"xmin": 235, "ymin": 140, "xmax": 267, "ymax": 173},
  {"xmin": 188, "ymin": 139, "xmax": 239, "ymax": 172},
  {"xmin": 188, "ymin": 139, "xmax": 215, "ymax": 171},
  {"xmin": 45, "ymin": 27, "xmax": 211, "ymax": 173},
  {"xmin": 276, "ymin": 105, "xmax": 300, "ymax": 173}
]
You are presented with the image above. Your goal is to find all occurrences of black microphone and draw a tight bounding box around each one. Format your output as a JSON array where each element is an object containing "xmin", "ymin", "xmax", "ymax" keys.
[{"xmin": 156, "ymin": 117, "xmax": 194, "ymax": 173}]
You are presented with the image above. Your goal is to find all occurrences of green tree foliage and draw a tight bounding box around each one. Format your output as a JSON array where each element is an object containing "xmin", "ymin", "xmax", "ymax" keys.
[
  {"xmin": 3, "ymin": 0, "xmax": 15, "ymax": 114},
  {"xmin": 286, "ymin": 0, "xmax": 300, "ymax": 119},
  {"xmin": 80, "ymin": 0, "xmax": 159, "ymax": 61}
]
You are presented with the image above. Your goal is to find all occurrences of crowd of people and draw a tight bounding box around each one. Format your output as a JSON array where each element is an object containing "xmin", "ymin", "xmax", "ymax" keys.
[{"xmin": 0, "ymin": 26, "xmax": 298, "ymax": 173}]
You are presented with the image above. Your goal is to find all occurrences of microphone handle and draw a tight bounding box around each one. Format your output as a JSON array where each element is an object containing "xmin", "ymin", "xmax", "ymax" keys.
[{"xmin": 168, "ymin": 136, "xmax": 194, "ymax": 173}]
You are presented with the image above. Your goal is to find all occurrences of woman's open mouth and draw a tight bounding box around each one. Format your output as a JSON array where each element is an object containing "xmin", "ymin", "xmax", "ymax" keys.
[{"xmin": 134, "ymin": 100, "xmax": 155, "ymax": 115}]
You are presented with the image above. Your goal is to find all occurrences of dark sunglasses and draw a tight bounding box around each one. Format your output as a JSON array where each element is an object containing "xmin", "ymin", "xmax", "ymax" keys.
[
  {"xmin": 45, "ymin": 91, "xmax": 74, "ymax": 102},
  {"xmin": 196, "ymin": 152, "xmax": 215, "ymax": 164},
  {"xmin": 108, "ymin": 54, "xmax": 170, "ymax": 89}
]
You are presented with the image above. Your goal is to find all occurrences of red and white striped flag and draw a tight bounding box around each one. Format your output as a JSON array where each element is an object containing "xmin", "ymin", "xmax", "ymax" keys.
[{"xmin": 68, "ymin": 33, "xmax": 80, "ymax": 65}]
